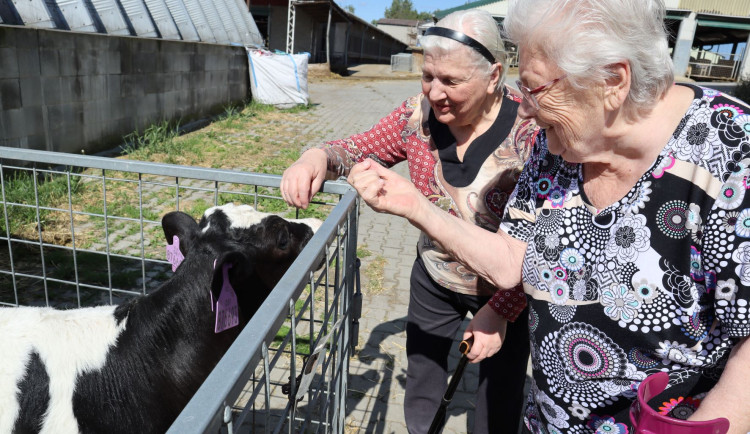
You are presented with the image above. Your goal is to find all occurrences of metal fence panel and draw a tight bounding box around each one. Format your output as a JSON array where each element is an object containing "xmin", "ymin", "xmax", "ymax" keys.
[
  {"xmin": 0, "ymin": 146, "xmax": 358, "ymax": 433},
  {"xmin": 118, "ymin": 0, "xmax": 160, "ymax": 38}
]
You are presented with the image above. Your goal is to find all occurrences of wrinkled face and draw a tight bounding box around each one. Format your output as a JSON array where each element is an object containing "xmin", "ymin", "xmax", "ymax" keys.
[
  {"xmin": 517, "ymin": 45, "xmax": 605, "ymax": 162},
  {"xmin": 421, "ymin": 48, "xmax": 494, "ymax": 128}
]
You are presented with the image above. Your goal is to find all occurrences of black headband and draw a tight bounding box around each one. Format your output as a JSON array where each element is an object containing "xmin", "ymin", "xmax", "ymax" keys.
[{"xmin": 423, "ymin": 26, "xmax": 496, "ymax": 64}]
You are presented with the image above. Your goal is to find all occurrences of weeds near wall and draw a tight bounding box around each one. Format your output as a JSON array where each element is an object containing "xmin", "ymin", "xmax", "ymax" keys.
[{"xmin": 122, "ymin": 122, "xmax": 182, "ymax": 162}]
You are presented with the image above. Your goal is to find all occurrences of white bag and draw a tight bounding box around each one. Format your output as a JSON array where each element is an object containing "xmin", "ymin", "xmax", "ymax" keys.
[{"xmin": 247, "ymin": 49, "xmax": 309, "ymax": 108}]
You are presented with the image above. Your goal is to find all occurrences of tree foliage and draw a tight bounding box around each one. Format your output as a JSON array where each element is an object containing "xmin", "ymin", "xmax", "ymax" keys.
[{"xmin": 384, "ymin": 0, "xmax": 431, "ymax": 20}]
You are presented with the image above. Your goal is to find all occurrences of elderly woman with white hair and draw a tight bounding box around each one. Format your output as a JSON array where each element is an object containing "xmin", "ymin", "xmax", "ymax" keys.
[
  {"xmin": 345, "ymin": 0, "xmax": 750, "ymax": 432},
  {"xmin": 281, "ymin": 9, "xmax": 538, "ymax": 433}
]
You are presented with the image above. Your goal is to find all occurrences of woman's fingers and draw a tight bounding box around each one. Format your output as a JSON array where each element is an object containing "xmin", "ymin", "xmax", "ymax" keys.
[
  {"xmin": 351, "ymin": 169, "xmax": 384, "ymax": 197},
  {"xmin": 281, "ymin": 164, "xmax": 314, "ymax": 209},
  {"xmin": 282, "ymin": 149, "xmax": 329, "ymax": 209},
  {"xmin": 294, "ymin": 173, "xmax": 313, "ymax": 209},
  {"xmin": 348, "ymin": 160, "xmax": 384, "ymax": 200}
]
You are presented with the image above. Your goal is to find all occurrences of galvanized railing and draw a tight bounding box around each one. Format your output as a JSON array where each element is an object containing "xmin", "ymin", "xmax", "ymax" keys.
[{"xmin": 0, "ymin": 146, "xmax": 361, "ymax": 433}]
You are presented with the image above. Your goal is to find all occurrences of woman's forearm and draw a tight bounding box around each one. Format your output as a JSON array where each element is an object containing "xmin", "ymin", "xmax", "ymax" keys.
[
  {"xmin": 348, "ymin": 159, "xmax": 527, "ymax": 290},
  {"xmin": 688, "ymin": 336, "xmax": 750, "ymax": 432},
  {"xmin": 406, "ymin": 195, "xmax": 526, "ymax": 290}
]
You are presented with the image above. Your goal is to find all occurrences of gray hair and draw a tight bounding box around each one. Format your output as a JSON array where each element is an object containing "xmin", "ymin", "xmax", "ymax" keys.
[
  {"xmin": 504, "ymin": 0, "xmax": 674, "ymax": 118},
  {"xmin": 421, "ymin": 9, "xmax": 507, "ymax": 90}
]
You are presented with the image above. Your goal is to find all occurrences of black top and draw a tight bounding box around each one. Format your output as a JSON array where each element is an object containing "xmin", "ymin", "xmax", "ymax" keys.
[{"xmin": 428, "ymin": 93, "xmax": 519, "ymax": 188}]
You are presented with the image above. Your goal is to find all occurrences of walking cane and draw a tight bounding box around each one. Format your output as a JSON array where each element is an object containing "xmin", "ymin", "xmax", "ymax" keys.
[{"xmin": 427, "ymin": 337, "xmax": 473, "ymax": 434}]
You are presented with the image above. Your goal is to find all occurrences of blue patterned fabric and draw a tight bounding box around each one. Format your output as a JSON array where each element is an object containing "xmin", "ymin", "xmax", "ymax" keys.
[{"xmin": 500, "ymin": 84, "xmax": 750, "ymax": 433}]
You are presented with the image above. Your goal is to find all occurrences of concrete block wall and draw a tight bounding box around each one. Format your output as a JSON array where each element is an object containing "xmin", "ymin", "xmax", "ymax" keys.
[{"xmin": 0, "ymin": 25, "xmax": 249, "ymax": 155}]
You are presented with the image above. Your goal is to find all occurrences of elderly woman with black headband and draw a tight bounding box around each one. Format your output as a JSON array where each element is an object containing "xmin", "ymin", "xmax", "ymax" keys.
[{"xmin": 281, "ymin": 9, "xmax": 537, "ymax": 434}]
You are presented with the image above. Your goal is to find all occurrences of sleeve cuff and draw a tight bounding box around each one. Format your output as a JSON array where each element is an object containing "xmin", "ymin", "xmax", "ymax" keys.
[{"xmin": 487, "ymin": 286, "xmax": 527, "ymax": 322}]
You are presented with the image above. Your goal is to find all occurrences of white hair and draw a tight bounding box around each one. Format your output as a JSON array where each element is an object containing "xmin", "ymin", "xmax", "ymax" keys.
[
  {"xmin": 504, "ymin": 0, "xmax": 674, "ymax": 117},
  {"xmin": 421, "ymin": 9, "xmax": 507, "ymax": 90}
]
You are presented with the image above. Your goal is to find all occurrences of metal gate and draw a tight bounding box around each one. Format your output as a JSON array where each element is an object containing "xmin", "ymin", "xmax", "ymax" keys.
[{"xmin": 0, "ymin": 146, "xmax": 361, "ymax": 433}]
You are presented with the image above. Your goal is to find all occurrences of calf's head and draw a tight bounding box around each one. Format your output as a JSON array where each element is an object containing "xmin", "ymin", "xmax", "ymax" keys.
[{"xmin": 161, "ymin": 203, "xmax": 322, "ymax": 329}]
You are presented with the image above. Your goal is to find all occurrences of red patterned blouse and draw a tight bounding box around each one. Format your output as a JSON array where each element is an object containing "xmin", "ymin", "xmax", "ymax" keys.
[{"xmin": 320, "ymin": 88, "xmax": 538, "ymax": 321}]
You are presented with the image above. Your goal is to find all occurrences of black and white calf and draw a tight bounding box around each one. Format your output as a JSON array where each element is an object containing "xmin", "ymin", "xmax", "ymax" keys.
[{"xmin": 1, "ymin": 204, "xmax": 322, "ymax": 434}]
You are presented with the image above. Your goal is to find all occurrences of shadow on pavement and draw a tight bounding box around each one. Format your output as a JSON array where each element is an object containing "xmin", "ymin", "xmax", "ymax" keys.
[{"xmin": 348, "ymin": 317, "xmax": 408, "ymax": 433}]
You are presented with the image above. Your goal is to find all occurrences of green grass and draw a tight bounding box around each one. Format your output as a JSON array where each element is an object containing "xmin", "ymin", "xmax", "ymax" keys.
[
  {"xmin": 184, "ymin": 198, "xmax": 214, "ymax": 219},
  {"xmin": 0, "ymin": 169, "xmax": 82, "ymax": 235},
  {"xmin": 256, "ymin": 148, "xmax": 303, "ymax": 175},
  {"xmin": 2, "ymin": 98, "xmax": 334, "ymax": 301},
  {"xmin": 243, "ymin": 100, "xmax": 277, "ymax": 117},
  {"xmin": 273, "ymin": 324, "xmax": 312, "ymax": 356},
  {"xmin": 273, "ymin": 298, "xmax": 312, "ymax": 355},
  {"xmin": 122, "ymin": 121, "xmax": 182, "ymax": 160},
  {"xmin": 280, "ymin": 103, "xmax": 314, "ymax": 114},
  {"xmin": 363, "ymin": 254, "xmax": 387, "ymax": 295}
]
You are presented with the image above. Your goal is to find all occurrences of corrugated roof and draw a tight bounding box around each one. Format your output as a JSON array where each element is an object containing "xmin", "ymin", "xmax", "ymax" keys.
[
  {"xmin": 679, "ymin": 0, "xmax": 750, "ymax": 17},
  {"xmin": 376, "ymin": 18, "xmax": 421, "ymax": 27},
  {"xmin": 1, "ymin": 0, "xmax": 263, "ymax": 45}
]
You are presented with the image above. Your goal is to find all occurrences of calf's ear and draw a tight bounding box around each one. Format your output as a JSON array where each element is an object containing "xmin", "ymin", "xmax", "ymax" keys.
[
  {"xmin": 162, "ymin": 211, "xmax": 199, "ymax": 256},
  {"xmin": 211, "ymin": 251, "xmax": 254, "ymax": 301}
]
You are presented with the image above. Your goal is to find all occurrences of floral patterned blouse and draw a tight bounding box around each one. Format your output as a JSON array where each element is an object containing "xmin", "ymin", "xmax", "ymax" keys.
[
  {"xmin": 499, "ymin": 83, "xmax": 750, "ymax": 432},
  {"xmin": 321, "ymin": 89, "xmax": 537, "ymax": 318}
]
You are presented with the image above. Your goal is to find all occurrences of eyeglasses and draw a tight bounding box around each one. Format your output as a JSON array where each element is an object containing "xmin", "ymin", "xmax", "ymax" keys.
[{"xmin": 515, "ymin": 75, "xmax": 567, "ymax": 112}]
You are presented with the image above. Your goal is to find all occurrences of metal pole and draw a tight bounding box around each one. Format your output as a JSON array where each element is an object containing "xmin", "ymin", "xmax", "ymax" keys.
[
  {"xmin": 285, "ymin": 0, "xmax": 295, "ymax": 53},
  {"xmin": 325, "ymin": 4, "xmax": 332, "ymax": 66}
]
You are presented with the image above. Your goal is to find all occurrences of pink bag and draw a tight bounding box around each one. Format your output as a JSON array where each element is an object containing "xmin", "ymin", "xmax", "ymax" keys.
[{"xmin": 629, "ymin": 372, "xmax": 729, "ymax": 434}]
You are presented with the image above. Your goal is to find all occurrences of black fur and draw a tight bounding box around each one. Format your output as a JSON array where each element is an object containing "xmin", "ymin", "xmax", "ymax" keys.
[
  {"xmin": 13, "ymin": 208, "xmax": 314, "ymax": 434},
  {"xmin": 13, "ymin": 352, "xmax": 49, "ymax": 434}
]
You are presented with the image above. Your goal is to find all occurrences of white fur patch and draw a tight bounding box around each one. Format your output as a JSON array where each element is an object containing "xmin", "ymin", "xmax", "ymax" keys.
[
  {"xmin": 202, "ymin": 204, "xmax": 265, "ymax": 232},
  {"xmin": 202, "ymin": 203, "xmax": 322, "ymax": 233},
  {"xmin": 0, "ymin": 305, "xmax": 127, "ymax": 434}
]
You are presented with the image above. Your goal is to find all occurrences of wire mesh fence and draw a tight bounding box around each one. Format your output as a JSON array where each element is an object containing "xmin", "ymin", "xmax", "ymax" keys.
[{"xmin": 0, "ymin": 146, "xmax": 361, "ymax": 433}]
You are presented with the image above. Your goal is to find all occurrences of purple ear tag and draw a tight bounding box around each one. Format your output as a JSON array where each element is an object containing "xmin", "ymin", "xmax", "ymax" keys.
[
  {"xmin": 166, "ymin": 236, "xmax": 185, "ymax": 272},
  {"xmin": 215, "ymin": 263, "xmax": 239, "ymax": 333}
]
